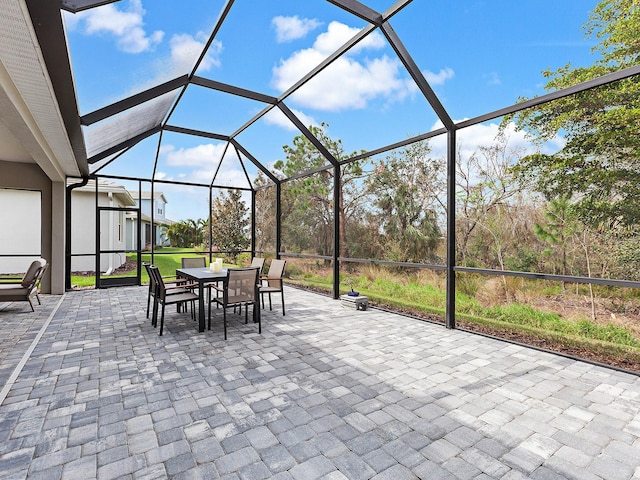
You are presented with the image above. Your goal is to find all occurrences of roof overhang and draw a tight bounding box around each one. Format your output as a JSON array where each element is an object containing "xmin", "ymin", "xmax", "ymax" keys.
[{"xmin": 0, "ymin": 0, "xmax": 88, "ymax": 181}]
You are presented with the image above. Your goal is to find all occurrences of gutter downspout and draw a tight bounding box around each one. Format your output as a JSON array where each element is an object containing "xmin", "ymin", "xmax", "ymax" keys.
[{"xmin": 65, "ymin": 177, "xmax": 89, "ymax": 291}]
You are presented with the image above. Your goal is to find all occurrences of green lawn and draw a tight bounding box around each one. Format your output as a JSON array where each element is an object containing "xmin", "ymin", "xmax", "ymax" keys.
[{"xmin": 71, "ymin": 249, "xmax": 217, "ymax": 287}]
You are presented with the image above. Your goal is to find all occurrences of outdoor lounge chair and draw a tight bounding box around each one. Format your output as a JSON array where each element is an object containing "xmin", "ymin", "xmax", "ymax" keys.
[
  {"xmin": 0, "ymin": 258, "xmax": 47, "ymax": 311},
  {"xmin": 208, "ymin": 267, "xmax": 260, "ymax": 340},
  {"xmin": 259, "ymin": 259, "xmax": 286, "ymax": 315}
]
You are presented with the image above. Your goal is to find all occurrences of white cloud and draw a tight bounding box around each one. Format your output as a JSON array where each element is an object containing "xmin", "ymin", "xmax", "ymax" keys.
[
  {"xmin": 277, "ymin": 53, "xmax": 408, "ymax": 111},
  {"xmin": 483, "ymin": 72, "xmax": 501, "ymax": 86},
  {"xmin": 160, "ymin": 143, "xmax": 254, "ymax": 188},
  {"xmin": 424, "ymin": 67, "xmax": 455, "ymax": 86},
  {"xmin": 67, "ymin": 0, "xmax": 163, "ymax": 53},
  {"xmin": 272, "ymin": 15, "xmax": 322, "ymax": 43},
  {"xmin": 429, "ymin": 120, "xmax": 565, "ymax": 160},
  {"xmin": 263, "ymin": 107, "xmax": 318, "ymax": 131},
  {"xmin": 163, "ymin": 143, "xmax": 224, "ymax": 167},
  {"xmin": 170, "ymin": 33, "xmax": 221, "ymax": 73},
  {"xmin": 272, "ymin": 21, "xmax": 452, "ymax": 113},
  {"xmin": 313, "ymin": 22, "xmax": 385, "ymax": 54},
  {"xmin": 125, "ymin": 32, "xmax": 221, "ymax": 95}
]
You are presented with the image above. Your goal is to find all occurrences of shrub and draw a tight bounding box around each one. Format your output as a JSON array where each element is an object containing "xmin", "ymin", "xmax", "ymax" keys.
[{"xmin": 236, "ymin": 252, "xmax": 251, "ymax": 267}]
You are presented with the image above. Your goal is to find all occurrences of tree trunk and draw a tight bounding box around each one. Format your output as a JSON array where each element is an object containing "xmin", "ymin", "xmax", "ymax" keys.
[
  {"xmin": 338, "ymin": 181, "xmax": 349, "ymax": 260},
  {"xmin": 581, "ymin": 230, "xmax": 596, "ymax": 320}
]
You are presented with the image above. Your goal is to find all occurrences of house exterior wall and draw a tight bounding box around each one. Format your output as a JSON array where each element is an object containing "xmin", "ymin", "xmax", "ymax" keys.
[
  {"xmin": 70, "ymin": 189, "xmax": 127, "ymax": 273},
  {"xmin": 133, "ymin": 194, "xmax": 170, "ymax": 248},
  {"xmin": 0, "ymin": 160, "xmax": 63, "ymax": 293},
  {"xmin": 125, "ymin": 216, "xmax": 137, "ymax": 251},
  {"xmin": 139, "ymin": 196, "xmax": 166, "ymax": 221}
]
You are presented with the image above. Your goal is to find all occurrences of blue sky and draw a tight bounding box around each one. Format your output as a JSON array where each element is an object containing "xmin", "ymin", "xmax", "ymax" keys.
[{"xmin": 63, "ymin": 0, "xmax": 600, "ymax": 221}]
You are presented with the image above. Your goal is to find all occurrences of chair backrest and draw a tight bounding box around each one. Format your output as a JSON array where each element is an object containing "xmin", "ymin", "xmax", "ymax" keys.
[
  {"xmin": 266, "ymin": 259, "xmax": 286, "ymax": 288},
  {"xmin": 21, "ymin": 258, "xmax": 46, "ymax": 288},
  {"xmin": 143, "ymin": 262, "xmax": 155, "ymax": 289},
  {"xmin": 250, "ymin": 257, "xmax": 265, "ymax": 273},
  {"xmin": 35, "ymin": 260, "xmax": 49, "ymax": 288},
  {"xmin": 148, "ymin": 265, "xmax": 166, "ymax": 299},
  {"xmin": 226, "ymin": 267, "xmax": 259, "ymax": 303},
  {"xmin": 181, "ymin": 257, "xmax": 206, "ymax": 268}
]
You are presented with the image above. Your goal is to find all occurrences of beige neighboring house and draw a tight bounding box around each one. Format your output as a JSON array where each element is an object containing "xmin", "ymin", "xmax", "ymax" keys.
[{"xmin": 70, "ymin": 180, "xmax": 136, "ymax": 273}]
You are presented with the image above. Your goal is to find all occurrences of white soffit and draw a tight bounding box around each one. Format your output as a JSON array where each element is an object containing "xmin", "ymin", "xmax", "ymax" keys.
[
  {"xmin": 0, "ymin": 117, "xmax": 30, "ymax": 162},
  {"xmin": 0, "ymin": 0, "xmax": 80, "ymax": 180}
]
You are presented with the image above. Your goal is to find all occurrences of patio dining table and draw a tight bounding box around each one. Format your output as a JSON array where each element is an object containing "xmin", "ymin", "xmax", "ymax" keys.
[{"xmin": 175, "ymin": 267, "xmax": 227, "ymax": 332}]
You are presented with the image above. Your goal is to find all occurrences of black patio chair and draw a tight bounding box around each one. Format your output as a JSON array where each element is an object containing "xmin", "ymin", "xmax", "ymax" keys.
[
  {"xmin": 143, "ymin": 262, "xmax": 191, "ymax": 319},
  {"xmin": 148, "ymin": 265, "xmax": 198, "ymax": 336}
]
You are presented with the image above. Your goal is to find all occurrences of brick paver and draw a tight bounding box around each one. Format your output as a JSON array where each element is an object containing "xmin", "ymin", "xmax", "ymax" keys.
[{"xmin": 0, "ymin": 286, "xmax": 639, "ymax": 479}]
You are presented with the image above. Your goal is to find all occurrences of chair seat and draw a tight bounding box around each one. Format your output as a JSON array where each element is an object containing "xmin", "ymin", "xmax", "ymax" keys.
[
  {"xmin": 0, "ymin": 285, "xmax": 31, "ymax": 297},
  {"xmin": 0, "ymin": 284, "xmax": 30, "ymax": 292},
  {"xmin": 215, "ymin": 294, "xmax": 251, "ymax": 305},
  {"xmin": 259, "ymin": 286, "xmax": 280, "ymax": 293},
  {"xmin": 164, "ymin": 291, "xmax": 199, "ymax": 305}
]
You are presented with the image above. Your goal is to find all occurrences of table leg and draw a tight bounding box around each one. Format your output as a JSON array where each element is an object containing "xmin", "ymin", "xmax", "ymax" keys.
[{"xmin": 198, "ymin": 281, "xmax": 205, "ymax": 332}]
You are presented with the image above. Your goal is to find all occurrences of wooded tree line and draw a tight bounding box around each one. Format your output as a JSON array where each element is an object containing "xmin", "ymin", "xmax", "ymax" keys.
[
  {"xmin": 253, "ymin": 0, "xmax": 640, "ymax": 281},
  {"xmin": 169, "ymin": 0, "xmax": 639, "ymax": 282}
]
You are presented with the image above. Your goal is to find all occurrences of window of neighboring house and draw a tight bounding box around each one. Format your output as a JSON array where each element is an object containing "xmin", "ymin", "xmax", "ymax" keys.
[
  {"xmin": 118, "ymin": 212, "xmax": 123, "ymax": 242},
  {"xmin": 157, "ymin": 206, "xmax": 163, "ymax": 215}
]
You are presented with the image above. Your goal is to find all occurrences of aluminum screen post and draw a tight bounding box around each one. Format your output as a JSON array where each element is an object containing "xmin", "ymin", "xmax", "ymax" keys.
[
  {"xmin": 276, "ymin": 182, "xmax": 282, "ymax": 259},
  {"xmin": 333, "ymin": 164, "xmax": 340, "ymax": 299},
  {"xmin": 251, "ymin": 190, "xmax": 256, "ymax": 256},
  {"xmin": 446, "ymin": 128, "xmax": 456, "ymax": 329},
  {"xmin": 209, "ymin": 187, "xmax": 213, "ymax": 263}
]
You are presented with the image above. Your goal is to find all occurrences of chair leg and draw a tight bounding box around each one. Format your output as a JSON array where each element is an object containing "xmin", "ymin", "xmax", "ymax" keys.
[
  {"xmin": 147, "ymin": 285, "xmax": 151, "ymax": 318},
  {"xmin": 252, "ymin": 299, "xmax": 259, "ymax": 323},
  {"xmin": 159, "ymin": 303, "xmax": 166, "ymax": 336},
  {"xmin": 28, "ymin": 297, "xmax": 35, "ymax": 312},
  {"xmin": 152, "ymin": 298, "xmax": 159, "ymax": 327},
  {"xmin": 281, "ymin": 290, "xmax": 285, "ymax": 316},
  {"xmin": 223, "ymin": 307, "xmax": 227, "ymax": 340},
  {"xmin": 208, "ymin": 289, "xmax": 211, "ymax": 328},
  {"xmin": 36, "ymin": 292, "xmax": 42, "ymax": 305},
  {"xmin": 268, "ymin": 292, "xmax": 273, "ymax": 311},
  {"xmin": 255, "ymin": 300, "xmax": 261, "ymax": 333}
]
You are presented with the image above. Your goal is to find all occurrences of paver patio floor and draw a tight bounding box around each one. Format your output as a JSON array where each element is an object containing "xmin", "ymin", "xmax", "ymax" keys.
[{"xmin": 0, "ymin": 286, "xmax": 639, "ymax": 479}]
